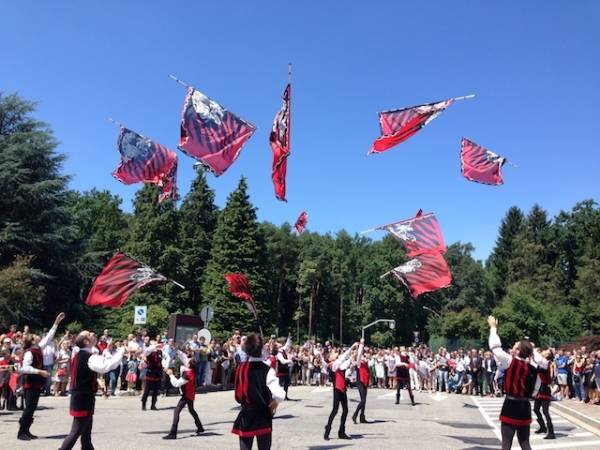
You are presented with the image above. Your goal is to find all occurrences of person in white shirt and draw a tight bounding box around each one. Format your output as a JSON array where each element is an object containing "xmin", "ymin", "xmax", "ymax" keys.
[
  {"xmin": 58, "ymin": 331, "xmax": 124, "ymax": 450},
  {"xmin": 17, "ymin": 312, "xmax": 64, "ymax": 440},
  {"xmin": 276, "ymin": 336, "xmax": 293, "ymax": 400}
]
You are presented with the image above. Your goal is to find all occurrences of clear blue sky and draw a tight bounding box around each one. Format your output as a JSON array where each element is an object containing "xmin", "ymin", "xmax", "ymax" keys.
[{"xmin": 3, "ymin": 2, "xmax": 599, "ymax": 261}]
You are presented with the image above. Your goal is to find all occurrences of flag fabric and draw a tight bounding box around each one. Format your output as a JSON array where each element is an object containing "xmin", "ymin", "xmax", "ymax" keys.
[
  {"xmin": 85, "ymin": 253, "xmax": 167, "ymax": 308},
  {"xmin": 390, "ymin": 252, "xmax": 452, "ymax": 297},
  {"xmin": 270, "ymin": 84, "xmax": 291, "ymax": 201},
  {"xmin": 178, "ymin": 87, "xmax": 256, "ymax": 176},
  {"xmin": 379, "ymin": 210, "xmax": 446, "ymax": 258},
  {"xmin": 113, "ymin": 127, "xmax": 178, "ymax": 202},
  {"xmin": 294, "ymin": 211, "xmax": 308, "ymax": 235},
  {"xmin": 460, "ymin": 137, "xmax": 506, "ymax": 185},
  {"xmin": 224, "ymin": 273, "xmax": 257, "ymax": 319},
  {"xmin": 369, "ymin": 98, "xmax": 454, "ymax": 154}
]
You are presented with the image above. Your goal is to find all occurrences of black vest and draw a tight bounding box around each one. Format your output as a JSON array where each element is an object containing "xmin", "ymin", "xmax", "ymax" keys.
[
  {"xmin": 69, "ymin": 350, "xmax": 98, "ymax": 417},
  {"xmin": 23, "ymin": 346, "xmax": 44, "ymax": 390}
]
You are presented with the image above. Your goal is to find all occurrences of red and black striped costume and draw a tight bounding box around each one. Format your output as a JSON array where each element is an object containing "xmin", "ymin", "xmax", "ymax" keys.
[
  {"xmin": 499, "ymin": 358, "xmax": 537, "ymax": 426},
  {"xmin": 396, "ymin": 354, "xmax": 410, "ymax": 383},
  {"xmin": 232, "ymin": 361, "xmax": 273, "ymax": 438},
  {"xmin": 141, "ymin": 349, "xmax": 162, "ymax": 410},
  {"xmin": 69, "ymin": 350, "xmax": 99, "ymax": 417},
  {"xmin": 535, "ymin": 366, "xmax": 551, "ymax": 401}
]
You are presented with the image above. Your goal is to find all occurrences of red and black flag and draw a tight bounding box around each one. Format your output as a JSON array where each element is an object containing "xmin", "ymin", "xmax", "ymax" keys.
[
  {"xmin": 388, "ymin": 252, "xmax": 452, "ymax": 298},
  {"xmin": 369, "ymin": 95, "xmax": 474, "ymax": 154},
  {"xmin": 224, "ymin": 273, "xmax": 257, "ymax": 319},
  {"xmin": 113, "ymin": 127, "xmax": 178, "ymax": 202},
  {"xmin": 85, "ymin": 253, "xmax": 167, "ymax": 308},
  {"xmin": 178, "ymin": 87, "xmax": 256, "ymax": 176},
  {"xmin": 270, "ymin": 84, "xmax": 291, "ymax": 201},
  {"xmin": 461, "ymin": 137, "xmax": 507, "ymax": 186},
  {"xmin": 377, "ymin": 210, "xmax": 446, "ymax": 258},
  {"xmin": 294, "ymin": 211, "xmax": 308, "ymax": 235}
]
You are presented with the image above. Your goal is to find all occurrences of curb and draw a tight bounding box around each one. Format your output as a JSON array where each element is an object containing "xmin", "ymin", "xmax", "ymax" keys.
[{"xmin": 551, "ymin": 402, "xmax": 600, "ymax": 438}]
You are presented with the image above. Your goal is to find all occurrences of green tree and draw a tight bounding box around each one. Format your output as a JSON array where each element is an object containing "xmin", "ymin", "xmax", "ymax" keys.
[
  {"xmin": 0, "ymin": 256, "xmax": 45, "ymax": 326},
  {"xmin": 201, "ymin": 177, "xmax": 269, "ymax": 333}
]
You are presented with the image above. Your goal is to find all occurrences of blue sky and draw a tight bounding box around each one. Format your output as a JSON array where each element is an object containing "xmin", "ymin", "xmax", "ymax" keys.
[{"xmin": 2, "ymin": 1, "xmax": 599, "ymax": 261}]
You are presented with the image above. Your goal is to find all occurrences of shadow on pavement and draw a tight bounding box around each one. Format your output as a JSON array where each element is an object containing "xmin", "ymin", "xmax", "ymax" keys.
[
  {"xmin": 205, "ymin": 420, "xmax": 234, "ymax": 426},
  {"xmin": 43, "ymin": 434, "xmax": 69, "ymax": 439},
  {"xmin": 462, "ymin": 402, "xmax": 478, "ymax": 409},
  {"xmin": 274, "ymin": 414, "xmax": 297, "ymax": 420},
  {"xmin": 446, "ymin": 435, "xmax": 500, "ymax": 446},
  {"xmin": 368, "ymin": 419, "xmax": 396, "ymax": 424},
  {"xmin": 307, "ymin": 445, "xmax": 352, "ymax": 450},
  {"xmin": 304, "ymin": 405, "xmax": 324, "ymax": 408},
  {"xmin": 436, "ymin": 420, "xmax": 493, "ymax": 430}
]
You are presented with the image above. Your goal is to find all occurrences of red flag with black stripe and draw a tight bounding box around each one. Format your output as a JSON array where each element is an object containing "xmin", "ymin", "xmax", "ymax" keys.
[
  {"xmin": 113, "ymin": 127, "xmax": 178, "ymax": 203},
  {"xmin": 390, "ymin": 252, "xmax": 452, "ymax": 297},
  {"xmin": 378, "ymin": 210, "xmax": 446, "ymax": 258},
  {"xmin": 270, "ymin": 84, "xmax": 291, "ymax": 201},
  {"xmin": 224, "ymin": 273, "xmax": 257, "ymax": 319},
  {"xmin": 178, "ymin": 87, "xmax": 256, "ymax": 176},
  {"xmin": 369, "ymin": 98, "xmax": 454, "ymax": 154},
  {"xmin": 85, "ymin": 253, "xmax": 167, "ymax": 308},
  {"xmin": 461, "ymin": 137, "xmax": 507, "ymax": 186},
  {"xmin": 294, "ymin": 211, "xmax": 308, "ymax": 235}
]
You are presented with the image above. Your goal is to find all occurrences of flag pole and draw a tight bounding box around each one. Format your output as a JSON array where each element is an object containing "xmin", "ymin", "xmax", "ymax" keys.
[
  {"xmin": 288, "ymin": 63, "xmax": 292, "ymax": 84},
  {"xmin": 453, "ymin": 94, "xmax": 476, "ymax": 101},
  {"xmin": 360, "ymin": 212, "xmax": 434, "ymax": 235},
  {"xmin": 380, "ymin": 270, "xmax": 393, "ymax": 279},
  {"xmin": 168, "ymin": 74, "xmax": 191, "ymax": 89},
  {"xmin": 107, "ymin": 117, "xmax": 125, "ymax": 128}
]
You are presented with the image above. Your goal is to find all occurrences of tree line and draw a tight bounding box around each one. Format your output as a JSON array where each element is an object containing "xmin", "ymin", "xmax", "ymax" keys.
[{"xmin": 1, "ymin": 93, "xmax": 599, "ymax": 347}]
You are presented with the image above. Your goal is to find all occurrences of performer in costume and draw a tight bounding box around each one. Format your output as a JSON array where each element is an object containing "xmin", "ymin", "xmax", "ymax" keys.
[
  {"xmin": 141, "ymin": 343, "xmax": 163, "ymax": 410},
  {"xmin": 17, "ymin": 312, "xmax": 64, "ymax": 440},
  {"xmin": 533, "ymin": 348, "xmax": 555, "ymax": 440},
  {"xmin": 488, "ymin": 316, "xmax": 539, "ymax": 450},
  {"xmin": 324, "ymin": 342, "xmax": 358, "ymax": 441},
  {"xmin": 163, "ymin": 350, "xmax": 204, "ymax": 440},
  {"xmin": 58, "ymin": 331, "xmax": 124, "ymax": 450},
  {"xmin": 395, "ymin": 346, "xmax": 415, "ymax": 406},
  {"xmin": 232, "ymin": 333, "xmax": 285, "ymax": 450},
  {"xmin": 276, "ymin": 335, "xmax": 293, "ymax": 400},
  {"xmin": 352, "ymin": 338, "xmax": 371, "ymax": 424}
]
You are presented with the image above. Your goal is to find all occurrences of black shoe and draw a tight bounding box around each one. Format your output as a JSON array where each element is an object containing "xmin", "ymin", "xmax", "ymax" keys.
[
  {"xmin": 17, "ymin": 433, "xmax": 31, "ymax": 441},
  {"xmin": 338, "ymin": 432, "xmax": 352, "ymax": 440},
  {"xmin": 360, "ymin": 418, "xmax": 370, "ymax": 424},
  {"xmin": 395, "ymin": 400, "xmax": 399, "ymax": 405},
  {"xmin": 544, "ymin": 433, "xmax": 556, "ymax": 440},
  {"xmin": 196, "ymin": 427, "xmax": 204, "ymax": 435},
  {"xmin": 162, "ymin": 434, "xmax": 176, "ymax": 440},
  {"xmin": 150, "ymin": 406, "xmax": 158, "ymax": 411},
  {"xmin": 352, "ymin": 415, "xmax": 358, "ymax": 424},
  {"xmin": 142, "ymin": 404, "xmax": 146, "ymax": 411},
  {"xmin": 535, "ymin": 427, "xmax": 547, "ymax": 434},
  {"xmin": 324, "ymin": 427, "xmax": 331, "ymax": 441},
  {"xmin": 411, "ymin": 401, "xmax": 416, "ymax": 406},
  {"xmin": 26, "ymin": 431, "xmax": 38, "ymax": 439}
]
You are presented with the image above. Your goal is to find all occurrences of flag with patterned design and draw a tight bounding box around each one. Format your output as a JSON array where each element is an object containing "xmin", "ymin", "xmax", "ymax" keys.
[
  {"xmin": 390, "ymin": 252, "xmax": 452, "ymax": 297},
  {"xmin": 460, "ymin": 137, "xmax": 506, "ymax": 185},
  {"xmin": 224, "ymin": 273, "xmax": 257, "ymax": 319},
  {"xmin": 270, "ymin": 84, "xmax": 291, "ymax": 201},
  {"xmin": 294, "ymin": 211, "xmax": 308, "ymax": 235}
]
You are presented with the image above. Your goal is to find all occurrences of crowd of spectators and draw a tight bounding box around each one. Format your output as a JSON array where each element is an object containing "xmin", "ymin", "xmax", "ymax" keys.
[{"xmin": 1, "ymin": 323, "xmax": 599, "ymax": 411}]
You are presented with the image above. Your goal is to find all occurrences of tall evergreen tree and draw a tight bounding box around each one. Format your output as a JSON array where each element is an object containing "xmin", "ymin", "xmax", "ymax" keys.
[
  {"xmin": 201, "ymin": 177, "xmax": 269, "ymax": 334},
  {"xmin": 179, "ymin": 167, "xmax": 218, "ymax": 313},
  {"xmin": 0, "ymin": 93, "xmax": 78, "ymax": 323}
]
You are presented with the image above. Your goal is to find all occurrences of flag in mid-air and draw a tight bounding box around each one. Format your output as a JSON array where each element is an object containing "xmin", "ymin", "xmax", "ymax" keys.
[
  {"xmin": 113, "ymin": 127, "xmax": 178, "ymax": 202},
  {"xmin": 270, "ymin": 84, "xmax": 291, "ymax": 201},
  {"xmin": 224, "ymin": 273, "xmax": 257, "ymax": 319},
  {"xmin": 86, "ymin": 253, "xmax": 167, "ymax": 308},
  {"xmin": 460, "ymin": 137, "xmax": 506, "ymax": 185},
  {"xmin": 378, "ymin": 210, "xmax": 446, "ymax": 258},
  {"xmin": 178, "ymin": 87, "xmax": 256, "ymax": 176},
  {"xmin": 294, "ymin": 211, "xmax": 308, "ymax": 235},
  {"xmin": 369, "ymin": 98, "xmax": 454, "ymax": 154},
  {"xmin": 389, "ymin": 252, "xmax": 452, "ymax": 297}
]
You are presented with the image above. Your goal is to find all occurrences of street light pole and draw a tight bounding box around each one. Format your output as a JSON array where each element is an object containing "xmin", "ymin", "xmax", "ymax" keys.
[{"xmin": 361, "ymin": 319, "xmax": 396, "ymax": 340}]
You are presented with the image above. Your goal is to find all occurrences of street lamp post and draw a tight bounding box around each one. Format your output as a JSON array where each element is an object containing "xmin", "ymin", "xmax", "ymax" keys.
[{"xmin": 361, "ymin": 319, "xmax": 396, "ymax": 340}]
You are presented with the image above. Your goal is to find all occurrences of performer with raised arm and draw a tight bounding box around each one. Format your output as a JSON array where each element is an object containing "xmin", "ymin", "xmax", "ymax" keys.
[
  {"xmin": 141, "ymin": 342, "xmax": 163, "ymax": 410},
  {"xmin": 324, "ymin": 342, "xmax": 358, "ymax": 441},
  {"xmin": 352, "ymin": 338, "xmax": 371, "ymax": 423},
  {"xmin": 162, "ymin": 349, "xmax": 204, "ymax": 440},
  {"xmin": 58, "ymin": 330, "xmax": 124, "ymax": 450},
  {"xmin": 395, "ymin": 346, "xmax": 415, "ymax": 406},
  {"xmin": 276, "ymin": 335, "xmax": 293, "ymax": 400},
  {"xmin": 533, "ymin": 347, "xmax": 555, "ymax": 440},
  {"xmin": 488, "ymin": 316, "xmax": 539, "ymax": 450},
  {"xmin": 232, "ymin": 332, "xmax": 285, "ymax": 450},
  {"xmin": 17, "ymin": 312, "xmax": 64, "ymax": 440}
]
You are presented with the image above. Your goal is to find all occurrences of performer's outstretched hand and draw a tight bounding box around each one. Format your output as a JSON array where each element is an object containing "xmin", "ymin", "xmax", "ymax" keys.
[
  {"xmin": 166, "ymin": 369, "xmax": 173, "ymax": 376},
  {"xmin": 487, "ymin": 316, "xmax": 498, "ymax": 328},
  {"xmin": 360, "ymin": 338, "xmax": 365, "ymax": 345},
  {"xmin": 269, "ymin": 399, "xmax": 278, "ymax": 415},
  {"xmin": 54, "ymin": 312, "xmax": 66, "ymax": 326}
]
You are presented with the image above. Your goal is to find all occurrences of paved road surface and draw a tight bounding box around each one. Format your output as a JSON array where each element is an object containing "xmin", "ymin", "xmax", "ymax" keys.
[{"xmin": 1, "ymin": 386, "xmax": 598, "ymax": 449}]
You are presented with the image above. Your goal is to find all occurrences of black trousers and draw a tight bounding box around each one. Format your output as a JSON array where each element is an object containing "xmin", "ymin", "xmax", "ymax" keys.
[
  {"xmin": 239, "ymin": 434, "xmax": 272, "ymax": 450},
  {"xmin": 19, "ymin": 388, "xmax": 41, "ymax": 434},
  {"xmin": 59, "ymin": 416, "xmax": 94, "ymax": 450},
  {"xmin": 278, "ymin": 374, "xmax": 290, "ymax": 398},
  {"xmin": 500, "ymin": 423, "xmax": 531, "ymax": 450},
  {"xmin": 353, "ymin": 383, "xmax": 367, "ymax": 420},
  {"xmin": 533, "ymin": 399, "xmax": 553, "ymax": 433},
  {"xmin": 396, "ymin": 381, "xmax": 414, "ymax": 404},
  {"xmin": 141, "ymin": 380, "xmax": 160, "ymax": 408},
  {"xmin": 326, "ymin": 389, "xmax": 348, "ymax": 433},
  {"xmin": 170, "ymin": 396, "xmax": 203, "ymax": 435}
]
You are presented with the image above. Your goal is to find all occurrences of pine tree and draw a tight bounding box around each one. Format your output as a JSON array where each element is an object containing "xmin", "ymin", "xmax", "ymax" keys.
[
  {"xmin": 0, "ymin": 93, "xmax": 79, "ymax": 324},
  {"xmin": 201, "ymin": 177, "xmax": 269, "ymax": 334},
  {"xmin": 179, "ymin": 166, "xmax": 218, "ymax": 313}
]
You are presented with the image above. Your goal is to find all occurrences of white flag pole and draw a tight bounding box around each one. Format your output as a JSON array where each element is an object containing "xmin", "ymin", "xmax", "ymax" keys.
[
  {"xmin": 168, "ymin": 74, "xmax": 191, "ymax": 88},
  {"xmin": 453, "ymin": 94, "xmax": 476, "ymax": 101},
  {"xmin": 380, "ymin": 270, "xmax": 393, "ymax": 279}
]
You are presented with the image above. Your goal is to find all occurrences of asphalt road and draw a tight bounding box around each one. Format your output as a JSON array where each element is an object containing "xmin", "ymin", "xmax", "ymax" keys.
[{"xmin": 1, "ymin": 386, "xmax": 598, "ymax": 449}]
